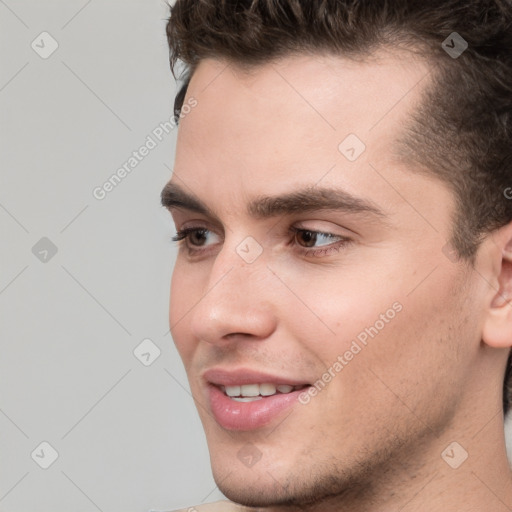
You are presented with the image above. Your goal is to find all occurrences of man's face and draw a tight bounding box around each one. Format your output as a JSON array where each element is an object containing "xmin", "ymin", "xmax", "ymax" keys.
[{"xmin": 165, "ymin": 53, "xmax": 488, "ymax": 506}]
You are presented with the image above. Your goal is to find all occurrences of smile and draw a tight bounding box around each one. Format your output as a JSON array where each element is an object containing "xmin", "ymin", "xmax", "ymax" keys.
[{"xmin": 220, "ymin": 383, "xmax": 309, "ymax": 401}]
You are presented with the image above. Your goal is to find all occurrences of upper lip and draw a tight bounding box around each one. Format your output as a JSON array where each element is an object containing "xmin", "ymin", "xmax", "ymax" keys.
[{"xmin": 203, "ymin": 367, "xmax": 311, "ymax": 387}]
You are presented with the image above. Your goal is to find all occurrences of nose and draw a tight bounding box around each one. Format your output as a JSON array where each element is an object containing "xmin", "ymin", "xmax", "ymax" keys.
[{"xmin": 188, "ymin": 243, "xmax": 277, "ymax": 346}]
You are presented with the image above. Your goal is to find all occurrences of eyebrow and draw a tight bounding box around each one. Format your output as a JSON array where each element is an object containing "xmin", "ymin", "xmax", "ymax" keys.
[{"xmin": 160, "ymin": 181, "xmax": 387, "ymax": 221}]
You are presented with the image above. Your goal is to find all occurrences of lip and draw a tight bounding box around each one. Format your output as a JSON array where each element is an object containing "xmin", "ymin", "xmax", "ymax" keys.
[
  {"xmin": 202, "ymin": 367, "xmax": 311, "ymax": 387},
  {"xmin": 202, "ymin": 367, "xmax": 312, "ymax": 431}
]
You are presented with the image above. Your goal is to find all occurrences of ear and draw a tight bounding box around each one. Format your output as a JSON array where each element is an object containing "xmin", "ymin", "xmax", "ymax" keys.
[{"xmin": 482, "ymin": 221, "xmax": 512, "ymax": 349}]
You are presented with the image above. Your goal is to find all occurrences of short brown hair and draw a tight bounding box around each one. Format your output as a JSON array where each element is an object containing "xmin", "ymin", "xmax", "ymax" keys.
[{"xmin": 165, "ymin": 0, "xmax": 512, "ymax": 417}]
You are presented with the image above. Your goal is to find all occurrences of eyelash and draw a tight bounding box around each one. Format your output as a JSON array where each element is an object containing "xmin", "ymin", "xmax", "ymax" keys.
[{"xmin": 170, "ymin": 225, "xmax": 353, "ymax": 258}]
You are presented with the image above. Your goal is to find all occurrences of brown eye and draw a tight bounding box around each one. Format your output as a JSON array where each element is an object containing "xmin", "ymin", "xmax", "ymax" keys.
[
  {"xmin": 171, "ymin": 227, "xmax": 220, "ymax": 254},
  {"xmin": 296, "ymin": 230, "xmax": 318, "ymax": 248},
  {"xmin": 189, "ymin": 229, "xmax": 208, "ymax": 246},
  {"xmin": 289, "ymin": 226, "xmax": 353, "ymax": 258}
]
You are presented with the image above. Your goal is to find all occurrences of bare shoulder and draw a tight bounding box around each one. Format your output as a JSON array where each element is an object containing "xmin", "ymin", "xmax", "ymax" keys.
[{"xmin": 169, "ymin": 500, "xmax": 254, "ymax": 512}]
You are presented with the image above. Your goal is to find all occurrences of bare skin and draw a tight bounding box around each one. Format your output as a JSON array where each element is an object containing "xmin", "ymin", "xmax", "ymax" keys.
[{"xmin": 163, "ymin": 51, "xmax": 512, "ymax": 511}]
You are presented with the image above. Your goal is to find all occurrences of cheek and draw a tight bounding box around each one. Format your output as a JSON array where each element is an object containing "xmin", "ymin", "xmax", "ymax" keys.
[
  {"xmin": 169, "ymin": 261, "xmax": 198, "ymax": 362},
  {"xmin": 283, "ymin": 257, "xmax": 466, "ymax": 398},
  {"xmin": 276, "ymin": 259, "xmax": 407, "ymax": 351},
  {"xmin": 345, "ymin": 267, "xmax": 471, "ymax": 421}
]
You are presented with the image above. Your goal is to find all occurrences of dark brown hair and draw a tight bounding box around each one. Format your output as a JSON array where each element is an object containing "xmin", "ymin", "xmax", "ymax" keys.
[{"xmin": 165, "ymin": 0, "xmax": 512, "ymax": 417}]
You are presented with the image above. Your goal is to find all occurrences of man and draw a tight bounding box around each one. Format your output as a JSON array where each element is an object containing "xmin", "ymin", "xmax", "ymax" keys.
[{"xmin": 161, "ymin": 1, "xmax": 512, "ymax": 510}]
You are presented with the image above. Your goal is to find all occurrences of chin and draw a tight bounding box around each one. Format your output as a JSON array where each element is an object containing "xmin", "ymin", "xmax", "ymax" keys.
[
  {"xmin": 215, "ymin": 477, "xmax": 288, "ymax": 508},
  {"xmin": 209, "ymin": 456, "xmax": 286, "ymax": 505},
  {"xmin": 214, "ymin": 473, "xmax": 349, "ymax": 509}
]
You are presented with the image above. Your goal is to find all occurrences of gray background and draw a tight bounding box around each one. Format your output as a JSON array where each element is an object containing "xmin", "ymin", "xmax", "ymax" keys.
[
  {"xmin": 1, "ymin": 1, "xmax": 511, "ymax": 511},
  {"xmin": 0, "ymin": 1, "xmax": 224, "ymax": 510}
]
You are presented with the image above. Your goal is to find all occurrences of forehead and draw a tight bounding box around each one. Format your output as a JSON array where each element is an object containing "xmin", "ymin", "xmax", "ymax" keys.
[
  {"xmin": 171, "ymin": 52, "xmax": 454, "ymax": 233},
  {"xmin": 184, "ymin": 51, "xmax": 430, "ymax": 134},
  {"xmin": 177, "ymin": 51, "xmax": 431, "ymax": 177}
]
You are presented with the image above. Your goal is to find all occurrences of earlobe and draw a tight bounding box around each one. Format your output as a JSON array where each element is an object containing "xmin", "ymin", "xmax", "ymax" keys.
[{"xmin": 482, "ymin": 227, "xmax": 512, "ymax": 349}]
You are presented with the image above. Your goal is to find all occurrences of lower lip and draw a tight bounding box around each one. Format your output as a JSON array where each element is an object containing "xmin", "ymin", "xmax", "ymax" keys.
[{"xmin": 207, "ymin": 384, "xmax": 309, "ymax": 431}]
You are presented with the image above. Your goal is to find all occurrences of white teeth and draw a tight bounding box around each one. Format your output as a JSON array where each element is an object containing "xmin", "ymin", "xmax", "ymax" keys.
[
  {"xmin": 220, "ymin": 382, "xmax": 305, "ymax": 398},
  {"xmin": 225, "ymin": 385, "xmax": 241, "ymax": 397},
  {"xmin": 240, "ymin": 384, "xmax": 260, "ymax": 397},
  {"xmin": 259, "ymin": 383, "xmax": 277, "ymax": 396}
]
